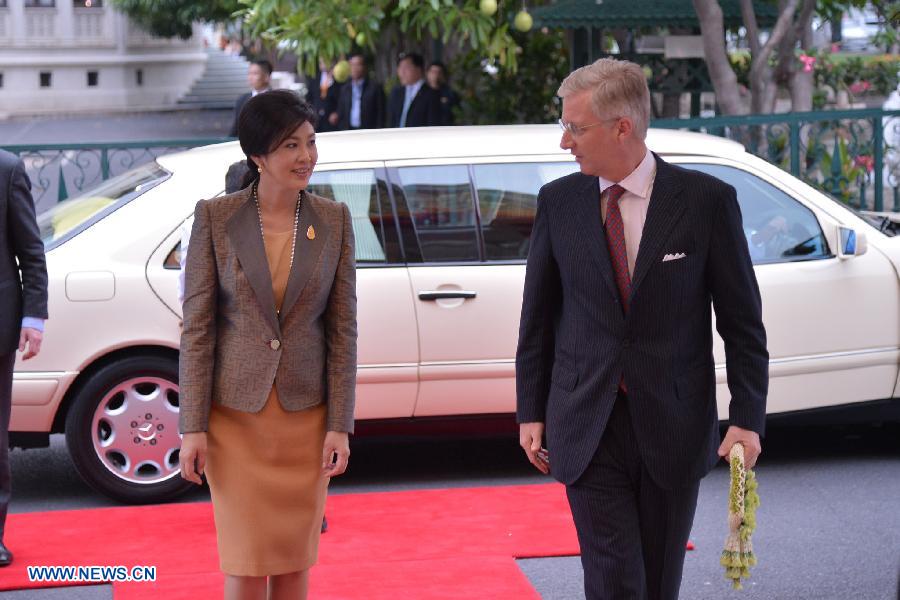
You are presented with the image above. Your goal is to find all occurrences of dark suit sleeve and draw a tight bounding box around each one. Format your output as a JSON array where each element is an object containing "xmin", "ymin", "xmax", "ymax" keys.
[
  {"xmin": 228, "ymin": 95, "xmax": 244, "ymax": 137},
  {"xmin": 9, "ymin": 159, "xmax": 48, "ymax": 320},
  {"xmin": 179, "ymin": 199, "xmax": 218, "ymax": 434},
  {"xmin": 324, "ymin": 202, "xmax": 358, "ymax": 433},
  {"xmin": 386, "ymin": 87, "xmax": 398, "ymax": 128},
  {"xmin": 708, "ymin": 185, "xmax": 768, "ymax": 435},
  {"xmin": 426, "ymin": 87, "xmax": 442, "ymax": 127},
  {"xmin": 515, "ymin": 188, "xmax": 561, "ymax": 423},
  {"xmin": 374, "ymin": 85, "xmax": 386, "ymax": 129},
  {"xmin": 336, "ymin": 84, "xmax": 350, "ymax": 130}
]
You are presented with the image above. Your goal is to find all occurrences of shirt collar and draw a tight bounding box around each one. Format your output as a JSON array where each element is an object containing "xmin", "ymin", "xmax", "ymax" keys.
[
  {"xmin": 598, "ymin": 148, "xmax": 656, "ymax": 199},
  {"xmin": 407, "ymin": 79, "xmax": 424, "ymax": 95}
]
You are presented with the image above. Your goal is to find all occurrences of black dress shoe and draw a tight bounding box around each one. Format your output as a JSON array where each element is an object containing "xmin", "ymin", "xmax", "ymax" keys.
[{"xmin": 0, "ymin": 542, "xmax": 12, "ymax": 567}]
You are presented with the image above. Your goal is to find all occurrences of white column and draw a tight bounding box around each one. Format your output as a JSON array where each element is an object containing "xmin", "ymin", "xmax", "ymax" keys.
[
  {"xmin": 9, "ymin": 0, "xmax": 25, "ymax": 46},
  {"xmin": 57, "ymin": 0, "xmax": 73, "ymax": 43}
]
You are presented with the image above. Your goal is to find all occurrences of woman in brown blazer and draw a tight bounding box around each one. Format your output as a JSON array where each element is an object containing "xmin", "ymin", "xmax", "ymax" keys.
[{"xmin": 178, "ymin": 90, "xmax": 356, "ymax": 600}]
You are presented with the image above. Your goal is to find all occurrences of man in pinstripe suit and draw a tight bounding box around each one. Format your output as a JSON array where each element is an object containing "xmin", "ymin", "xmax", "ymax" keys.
[{"xmin": 516, "ymin": 59, "xmax": 768, "ymax": 600}]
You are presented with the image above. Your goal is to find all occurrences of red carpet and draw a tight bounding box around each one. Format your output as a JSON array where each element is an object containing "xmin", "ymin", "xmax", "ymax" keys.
[{"xmin": 1, "ymin": 484, "xmax": 579, "ymax": 598}]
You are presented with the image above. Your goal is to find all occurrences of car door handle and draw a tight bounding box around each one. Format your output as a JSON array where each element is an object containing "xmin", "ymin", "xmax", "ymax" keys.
[{"xmin": 418, "ymin": 290, "xmax": 477, "ymax": 301}]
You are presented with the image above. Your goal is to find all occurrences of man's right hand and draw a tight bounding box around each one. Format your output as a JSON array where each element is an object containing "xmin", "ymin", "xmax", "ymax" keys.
[
  {"xmin": 519, "ymin": 422, "xmax": 549, "ymax": 474},
  {"xmin": 179, "ymin": 432, "xmax": 208, "ymax": 485}
]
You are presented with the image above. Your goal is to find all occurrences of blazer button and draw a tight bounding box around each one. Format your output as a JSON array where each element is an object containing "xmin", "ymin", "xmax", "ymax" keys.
[{"xmin": 269, "ymin": 339, "xmax": 281, "ymax": 350}]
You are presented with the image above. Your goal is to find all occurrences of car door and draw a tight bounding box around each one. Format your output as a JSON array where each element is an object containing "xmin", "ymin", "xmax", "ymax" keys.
[
  {"xmin": 386, "ymin": 158, "xmax": 578, "ymax": 417},
  {"xmin": 148, "ymin": 166, "xmax": 419, "ymax": 421},
  {"xmin": 678, "ymin": 159, "xmax": 900, "ymax": 416}
]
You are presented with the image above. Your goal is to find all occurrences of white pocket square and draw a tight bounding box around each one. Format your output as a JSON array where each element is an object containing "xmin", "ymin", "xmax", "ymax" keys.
[{"xmin": 662, "ymin": 252, "xmax": 687, "ymax": 262}]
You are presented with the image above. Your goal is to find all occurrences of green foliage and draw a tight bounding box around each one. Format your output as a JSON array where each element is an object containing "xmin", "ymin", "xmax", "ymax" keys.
[
  {"xmin": 810, "ymin": 49, "xmax": 900, "ymax": 98},
  {"xmin": 729, "ymin": 51, "xmax": 751, "ymax": 88},
  {"xmin": 448, "ymin": 28, "xmax": 569, "ymax": 125},
  {"xmin": 240, "ymin": 0, "xmax": 523, "ymax": 75},
  {"xmin": 110, "ymin": 0, "xmax": 242, "ymax": 39}
]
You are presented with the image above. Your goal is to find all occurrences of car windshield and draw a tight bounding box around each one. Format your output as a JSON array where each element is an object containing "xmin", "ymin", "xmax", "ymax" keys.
[{"xmin": 37, "ymin": 162, "xmax": 170, "ymax": 249}]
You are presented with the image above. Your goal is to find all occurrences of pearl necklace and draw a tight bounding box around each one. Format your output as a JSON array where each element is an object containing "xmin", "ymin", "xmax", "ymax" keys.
[{"xmin": 252, "ymin": 182, "xmax": 301, "ymax": 313}]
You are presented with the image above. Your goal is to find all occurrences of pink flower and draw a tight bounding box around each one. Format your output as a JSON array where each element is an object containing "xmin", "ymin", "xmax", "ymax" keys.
[
  {"xmin": 799, "ymin": 54, "xmax": 817, "ymax": 73},
  {"xmin": 854, "ymin": 155, "xmax": 874, "ymax": 172},
  {"xmin": 849, "ymin": 80, "xmax": 872, "ymax": 95},
  {"xmin": 831, "ymin": 43, "xmax": 840, "ymax": 53}
]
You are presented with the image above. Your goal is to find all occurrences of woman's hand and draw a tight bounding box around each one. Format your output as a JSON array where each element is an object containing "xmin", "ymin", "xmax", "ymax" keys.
[
  {"xmin": 322, "ymin": 431, "xmax": 350, "ymax": 477},
  {"xmin": 179, "ymin": 432, "xmax": 208, "ymax": 485}
]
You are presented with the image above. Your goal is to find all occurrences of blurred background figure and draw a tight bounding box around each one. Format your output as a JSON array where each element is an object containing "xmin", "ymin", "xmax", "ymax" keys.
[
  {"xmin": 314, "ymin": 59, "xmax": 343, "ymax": 132},
  {"xmin": 427, "ymin": 61, "xmax": 460, "ymax": 126},
  {"xmin": 228, "ymin": 60, "xmax": 273, "ymax": 137},
  {"xmin": 336, "ymin": 54, "xmax": 385, "ymax": 130},
  {"xmin": 388, "ymin": 52, "xmax": 441, "ymax": 128}
]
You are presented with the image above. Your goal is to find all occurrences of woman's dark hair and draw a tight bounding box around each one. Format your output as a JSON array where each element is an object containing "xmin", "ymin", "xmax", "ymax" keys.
[{"xmin": 237, "ymin": 89, "xmax": 316, "ymax": 190}]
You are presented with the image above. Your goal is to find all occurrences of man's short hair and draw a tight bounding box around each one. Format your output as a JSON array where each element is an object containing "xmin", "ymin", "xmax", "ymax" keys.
[
  {"xmin": 251, "ymin": 60, "xmax": 274, "ymax": 76},
  {"xmin": 428, "ymin": 61, "xmax": 448, "ymax": 75},
  {"xmin": 557, "ymin": 58, "xmax": 651, "ymax": 140},
  {"xmin": 397, "ymin": 52, "xmax": 425, "ymax": 70}
]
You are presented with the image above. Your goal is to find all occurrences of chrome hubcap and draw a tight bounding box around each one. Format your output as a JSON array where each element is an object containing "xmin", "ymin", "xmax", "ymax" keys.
[{"xmin": 91, "ymin": 376, "xmax": 181, "ymax": 485}]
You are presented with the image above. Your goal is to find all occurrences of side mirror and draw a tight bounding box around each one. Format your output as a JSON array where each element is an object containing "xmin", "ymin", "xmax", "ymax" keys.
[{"xmin": 838, "ymin": 226, "xmax": 868, "ymax": 258}]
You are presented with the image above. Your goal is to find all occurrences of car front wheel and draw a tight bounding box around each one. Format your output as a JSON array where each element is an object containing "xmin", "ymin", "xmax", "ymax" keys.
[{"xmin": 65, "ymin": 355, "xmax": 193, "ymax": 504}]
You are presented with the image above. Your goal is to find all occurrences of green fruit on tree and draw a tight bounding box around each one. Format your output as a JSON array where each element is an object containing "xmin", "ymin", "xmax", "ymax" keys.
[
  {"xmin": 355, "ymin": 32, "xmax": 367, "ymax": 46},
  {"xmin": 479, "ymin": 0, "xmax": 498, "ymax": 16},
  {"xmin": 333, "ymin": 60, "xmax": 350, "ymax": 83},
  {"xmin": 514, "ymin": 9, "xmax": 533, "ymax": 32}
]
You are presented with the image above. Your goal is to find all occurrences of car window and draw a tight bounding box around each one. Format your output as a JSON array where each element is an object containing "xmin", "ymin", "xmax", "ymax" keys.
[
  {"xmin": 37, "ymin": 162, "xmax": 170, "ymax": 250},
  {"xmin": 307, "ymin": 169, "xmax": 389, "ymax": 263},
  {"xmin": 392, "ymin": 165, "xmax": 479, "ymax": 262},
  {"xmin": 684, "ymin": 164, "xmax": 831, "ymax": 264},
  {"xmin": 473, "ymin": 162, "xmax": 579, "ymax": 260}
]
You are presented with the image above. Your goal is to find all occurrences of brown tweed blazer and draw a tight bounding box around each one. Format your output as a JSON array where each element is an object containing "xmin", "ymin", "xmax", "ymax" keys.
[{"xmin": 178, "ymin": 186, "xmax": 357, "ymax": 434}]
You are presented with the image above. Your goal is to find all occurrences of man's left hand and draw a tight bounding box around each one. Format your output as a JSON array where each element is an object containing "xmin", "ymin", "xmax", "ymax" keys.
[
  {"xmin": 718, "ymin": 425, "xmax": 761, "ymax": 469},
  {"xmin": 18, "ymin": 327, "xmax": 43, "ymax": 360}
]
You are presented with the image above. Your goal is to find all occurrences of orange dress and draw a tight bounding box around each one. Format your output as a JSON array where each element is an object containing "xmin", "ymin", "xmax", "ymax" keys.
[{"xmin": 205, "ymin": 228, "xmax": 328, "ymax": 576}]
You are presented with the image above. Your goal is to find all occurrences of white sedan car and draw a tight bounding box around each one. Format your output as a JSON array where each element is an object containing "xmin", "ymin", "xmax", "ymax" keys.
[{"xmin": 11, "ymin": 125, "xmax": 900, "ymax": 503}]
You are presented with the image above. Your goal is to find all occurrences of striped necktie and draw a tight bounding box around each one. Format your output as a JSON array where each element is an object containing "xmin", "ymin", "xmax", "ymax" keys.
[{"xmin": 604, "ymin": 184, "xmax": 630, "ymax": 313}]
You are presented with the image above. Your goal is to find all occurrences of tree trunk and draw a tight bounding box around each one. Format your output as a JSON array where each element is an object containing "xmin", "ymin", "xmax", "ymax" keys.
[
  {"xmin": 789, "ymin": 0, "xmax": 816, "ymax": 113},
  {"xmin": 746, "ymin": 0, "xmax": 800, "ymax": 114},
  {"xmin": 692, "ymin": 0, "xmax": 746, "ymax": 115}
]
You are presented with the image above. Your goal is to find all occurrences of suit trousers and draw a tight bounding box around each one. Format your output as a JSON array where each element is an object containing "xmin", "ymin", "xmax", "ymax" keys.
[
  {"xmin": 565, "ymin": 393, "xmax": 700, "ymax": 600},
  {"xmin": 0, "ymin": 351, "xmax": 15, "ymax": 542}
]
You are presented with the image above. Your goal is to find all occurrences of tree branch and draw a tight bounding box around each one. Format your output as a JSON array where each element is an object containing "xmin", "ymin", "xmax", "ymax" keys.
[
  {"xmin": 739, "ymin": 0, "xmax": 761, "ymax": 56},
  {"xmin": 753, "ymin": 0, "xmax": 800, "ymax": 71}
]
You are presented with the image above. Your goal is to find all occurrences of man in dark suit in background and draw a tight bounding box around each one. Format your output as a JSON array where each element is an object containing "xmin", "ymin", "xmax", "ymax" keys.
[
  {"xmin": 516, "ymin": 58, "xmax": 768, "ymax": 600},
  {"xmin": 336, "ymin": 54, "xmax": 385, "ymax": 130},
  {"xmin": 426, "ymin": 61, "xmax": 460, "ymax": 125},
  {"xmin": 0, "ymin": 150, "xmax": 48, "ymax": 567},
  {"xmin": 387, "ymin": 52, "xmax": 442, "ymax": 128},
  {"xmin": 228, "ymin": 60, "xmax": 272, "ymax": 137}
]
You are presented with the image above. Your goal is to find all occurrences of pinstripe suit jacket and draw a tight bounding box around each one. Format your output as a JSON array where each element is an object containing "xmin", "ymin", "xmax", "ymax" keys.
[
  {"xmin": 179, "ymin": 187, "xmax": 357, "ymax": 435},
  {"xmin": 516, "ymin": 155, "xmax": 768, "ymax": 489}
]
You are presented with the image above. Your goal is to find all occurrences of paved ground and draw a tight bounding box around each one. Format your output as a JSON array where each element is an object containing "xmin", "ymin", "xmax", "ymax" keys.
[
  {"xmin": 0, "ymin": 110, "xmax": 234, "ymax": 145},
  {"xmin": 5, "ymin": 420, "xmax": 899, "ymax": 599}
]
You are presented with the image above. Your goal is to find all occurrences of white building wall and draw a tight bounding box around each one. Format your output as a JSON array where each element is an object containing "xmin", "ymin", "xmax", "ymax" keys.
[{"xmin": 0, "ymin": 1, "xmax": 208, "ymax": 117}]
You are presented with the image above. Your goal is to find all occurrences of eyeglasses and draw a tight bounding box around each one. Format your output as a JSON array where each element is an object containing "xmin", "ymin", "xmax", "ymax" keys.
[{"xmin": 558, "ymin": 117, "xmax": 621, "ymax": 137}]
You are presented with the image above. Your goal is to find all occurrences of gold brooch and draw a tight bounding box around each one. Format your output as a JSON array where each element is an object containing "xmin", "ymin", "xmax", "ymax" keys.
[{"xmin": 307, "ymin": 225, "xmax": 316, "ymax": 240}]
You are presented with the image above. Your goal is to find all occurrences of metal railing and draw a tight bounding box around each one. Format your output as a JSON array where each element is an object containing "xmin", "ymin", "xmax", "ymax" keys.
[
  {"xmin": 5, "ymin": 108, "xmax": 900, "ymax": 213},
  {"xmin": 2, "ymin": 138, "xmax": 231, "ymax": 211},
  {"xmin": 653, "ymin": 108, "xmax": 900, "ymax": 212}
]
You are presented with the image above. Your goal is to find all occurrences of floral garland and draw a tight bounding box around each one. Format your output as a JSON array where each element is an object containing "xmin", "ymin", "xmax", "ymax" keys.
[{"xmin": 721, "ymin": 443, "xmax": 759, "ymax": 590}]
